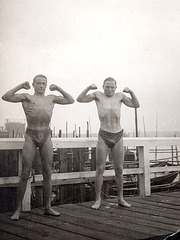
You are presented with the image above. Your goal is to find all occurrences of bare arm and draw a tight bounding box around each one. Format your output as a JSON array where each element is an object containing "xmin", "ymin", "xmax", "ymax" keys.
[
  {"xmin": 122, "ymin": 87, "xmax": 140, "ymax": 108},
  {"xmin": 49, "ymin": 84, "xmax": 75, "ymax": 104},
  {"xmin": 77, "ymin": 84, "xmax": 97, "ymax": 102},
  {"xmin": 2, "ymin": 82, "xmax": 30, "ymax": 103}
]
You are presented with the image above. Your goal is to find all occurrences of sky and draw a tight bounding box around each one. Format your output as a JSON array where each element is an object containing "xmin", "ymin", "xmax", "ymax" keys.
[{"xmin": 0, "ymin": 0, "xmax": 180, "ymax": 137}]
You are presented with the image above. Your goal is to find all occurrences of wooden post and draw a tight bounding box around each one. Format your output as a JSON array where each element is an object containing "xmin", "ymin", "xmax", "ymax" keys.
[
  {"xmin": 19, "ymin": 149, "xmax": 31, "ymax": 211},
  {"xmin": 66, "ymin": 121, "xmax": 68, "ymax": 138},
  {"xmin": 171, "ymin": 145, "xmax": 174, "ymax": 164},
  {"xmin": 18, "ymin": 150, "xmax": 22, "ymax": 176},
  {"xmin": 58, "ymin": 130, "xmax": 62, "ymax": 138},
  {"xmin": 138, "ymin": 145, "xmax": 151, "ymax": 196},
  {"xmin": 79, "ymin": 127, "xmax": 81, "ymax": 138},
  {"xmin": 86, "ymin": 122, "xmax": 90, "ymax": 138},
  {"xmin": 22, "ymin": 178, "xmax": 31, "ymax": 211},
  {"xmin": 175, "ymin": 145, "xmax": 179, "ymax": 165},
  {"xmin": 135, "ymin": 108, "xmax": 139, "ymax": 160}
]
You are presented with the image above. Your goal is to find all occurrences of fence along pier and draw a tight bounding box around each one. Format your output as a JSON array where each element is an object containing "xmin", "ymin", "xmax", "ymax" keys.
[{"xmin": 0, "ymin": 137, "xmax": 180, "ymax": 212}]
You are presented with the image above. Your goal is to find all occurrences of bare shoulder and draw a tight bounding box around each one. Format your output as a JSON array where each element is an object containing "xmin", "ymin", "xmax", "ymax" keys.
[
  {"xmin": 46, "ymin": 94, "xmax": 55, "ymax": 99},
  {"xmin": 94, "ymin": 91, "xmax": 103, "ymax": 98},
  {"xmin": 46, "ymin": 94, "xmax": 59, "ymax": 101},
  {"xmin": 116, "ymin": 92, "xmax": 125, "ymax": 100}
]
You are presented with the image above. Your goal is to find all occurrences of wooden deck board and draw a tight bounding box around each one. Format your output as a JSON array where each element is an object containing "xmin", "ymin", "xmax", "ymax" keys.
[
  {"xmin": 17, "ymin": 208, "xmax": 121, "ymax": 240},
  {"xmin": 0, "ymin": 191, "xmax": 180, "ymax": 240},
  {"xmin": 76, "ymin": 202, "xmax": 173, "ymax": 237},
  {"xmin": 58, "ymin": 203, "xmax": 150, "ymax": 239}
]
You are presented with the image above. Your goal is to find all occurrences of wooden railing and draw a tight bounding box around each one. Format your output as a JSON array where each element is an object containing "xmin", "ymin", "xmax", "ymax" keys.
[{"xmin": 0, "ymin": 137, "xmax": 180, "ymax": 211}]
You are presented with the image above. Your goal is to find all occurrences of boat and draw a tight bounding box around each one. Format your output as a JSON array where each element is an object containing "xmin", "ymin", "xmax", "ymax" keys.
[{"xmin": 121, "ymin": 171, "xmax": 180, "ymax": 195}]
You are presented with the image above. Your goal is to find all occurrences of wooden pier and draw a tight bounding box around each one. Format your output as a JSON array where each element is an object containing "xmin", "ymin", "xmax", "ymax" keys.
[
  {"xmin": 0, "ymin": 137, "xmax": 180, "ymax": 239},
  {"xmin": 0, "ymin": 190, "xmax": 180, "ymax": 240}
]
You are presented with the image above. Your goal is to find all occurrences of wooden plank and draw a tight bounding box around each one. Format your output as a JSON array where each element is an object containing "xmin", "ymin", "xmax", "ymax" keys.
[
  {"xmin": 0, "ymin": 168, "xmax": 143, "ymax": 187},
  {"xmin": 119, "ymin": 199, "xmax": 180, "ymax": 224},
  {"xmin": 94, "ymin": 200, "xmax": 179, "ymax": 233},
  {"xmin": 150, "ymin": 166, "xmax": 180, "ymax": 173},
  {"xmin": 0, "ymin": 218, "xmax": 57, "ymax": 240},
  {"xmin": 20, "ymin": 208, "xmax": 128, "ymax": 240},
  {"xmin": 104, "ymin": 197, "xmax": 180, "ymax": 229},
  {"xmin": 127, "ymin": 195, "xmax": 180, "ymax": 211},
  {"xmin": 0, "ymin": 230, "xmax": 27, "ymax": 240},
  {"xmin": 77, "ymin": 201, "xmax": 177, "ymax": 235},
  {"xmin": 0, "ymin": 137, "xmax": 180, "ymax": 150},
  {"xmin": 0, "ymin": 191, "xmax": 179, "ymax": 240},
  {"xmin": 140, "ymin": 192, "xmax": 180, "ymax": 206},
  {"xmin": 59, "ymin": 203, "xmax": 157, "ymax": 239},
  {"xmin": 1, "ymin": 212, "xmax": 93, "ymax": 240},
  {"xmin": 52, "ymin": 207, "xmax": 138, "ymax": 240},
  {"xmin": 154, "ymin": 191, "xmax": 180, "ymax": 198}
]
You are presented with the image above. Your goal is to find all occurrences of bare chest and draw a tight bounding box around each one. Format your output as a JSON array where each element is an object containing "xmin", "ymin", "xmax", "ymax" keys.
[
  {"xmin": 96, "ymin": 97, "xmax": 121, "ymax": 117},
  {"xmin": 23, "ymin": 97, "xmax": 54, "ymax": 117}
]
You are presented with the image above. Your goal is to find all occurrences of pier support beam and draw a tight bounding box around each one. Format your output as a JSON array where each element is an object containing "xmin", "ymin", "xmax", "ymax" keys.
[{"xmin": 138, "ymin": 145, "xmax": 151, "ymax": 196}]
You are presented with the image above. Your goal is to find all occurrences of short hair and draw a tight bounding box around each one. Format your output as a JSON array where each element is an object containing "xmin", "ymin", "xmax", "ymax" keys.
[
  {"xmin": 33, "ymin": 74, "xmax": 47, "ymax": 84},
  {"xmin": 103, "ymin": 77, "xmax": 117, "ymax": 86}
]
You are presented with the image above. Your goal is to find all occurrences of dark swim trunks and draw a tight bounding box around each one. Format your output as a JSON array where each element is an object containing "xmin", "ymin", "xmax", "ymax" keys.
[
  {"xmin": 98, "ymin": 129, "xmax": 123, "ymax": 148},
  {"xmin": 26, "ymin": 128, "xmax": 51, "ymax": 149}
]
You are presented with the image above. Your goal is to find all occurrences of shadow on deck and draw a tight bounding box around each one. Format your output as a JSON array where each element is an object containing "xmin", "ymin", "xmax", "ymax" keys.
[{"xmin": 0, "ymin": 190, "xmax": 180, "ymax": 240}]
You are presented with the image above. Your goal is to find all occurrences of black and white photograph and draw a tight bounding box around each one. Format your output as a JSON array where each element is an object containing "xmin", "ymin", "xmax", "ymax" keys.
[{"xmin": 0, "ymin": 1, "xmax": 180, "ymax": 239}]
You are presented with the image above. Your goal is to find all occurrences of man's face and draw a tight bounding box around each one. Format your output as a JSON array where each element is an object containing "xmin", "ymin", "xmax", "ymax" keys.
[
  {"xmin": 33, "ymin": 77, "xmax": 47, "ymax": 94},
  {"xmin": 103, "ymin": 80, "xmax": 117, "ymax": 97}
]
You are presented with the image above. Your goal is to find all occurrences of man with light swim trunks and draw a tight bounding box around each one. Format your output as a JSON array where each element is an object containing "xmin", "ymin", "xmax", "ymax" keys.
[
  {"xmin": 77, "ymin": 77, "xmax": 140, "ymax": 209},
  {"xmin": 2, "ymin": 74, "xmax": 75, "ymax": 220}
]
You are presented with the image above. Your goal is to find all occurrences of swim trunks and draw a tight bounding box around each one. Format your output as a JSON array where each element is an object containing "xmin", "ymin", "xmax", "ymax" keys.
[
  {"xmin": 98, "ymin": 129, "xmax": 123, "ymax": 148},
  {"xmin": 25, "ymin": 128, "xmax": 51, "ymax": 149}
]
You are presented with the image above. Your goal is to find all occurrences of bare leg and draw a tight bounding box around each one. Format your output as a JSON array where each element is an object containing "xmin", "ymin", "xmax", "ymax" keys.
[
  {"xmin": 40, "ymin": 137, "xmax": 60, "ymax": 216},
  {"xmin": 92, "ymin": 138, "xmax": 109, "ymax": 210},
  {"xmin": 11, "ymin": 137, "xmax": 36, "ymax": 220},
  {"xmin": 111, "ymin": 138, "xmax": 131, "ymax": 208}
]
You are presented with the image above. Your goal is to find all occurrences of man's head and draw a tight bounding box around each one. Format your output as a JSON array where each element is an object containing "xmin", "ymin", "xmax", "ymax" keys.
[
  {"xmin": 33, "ymin": 74, "xmax": 47, "ymax": 95},
  {"xmin": 103, "ymin": 77, "xmax": 117, "ymax": 97}
]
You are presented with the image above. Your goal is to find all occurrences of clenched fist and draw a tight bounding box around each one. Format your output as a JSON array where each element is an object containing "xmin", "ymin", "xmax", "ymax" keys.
[
  {"xmin": 22, "ymin": 81, "xmax": 31, "ymax": 90},
  {"xmin": 49, "ymin": 84, "xmax": 57, "ymax": 91},
  {"xmin": 90, "ymin": 84, "xmax": 97, "ymax": 90},
  {"xmin": 123, "ymin": 87, "xmax": 132, "ymax": 93}
]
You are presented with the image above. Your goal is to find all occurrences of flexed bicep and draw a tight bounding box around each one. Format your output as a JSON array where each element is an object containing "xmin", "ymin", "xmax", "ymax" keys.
[
  {"xmin": 77, "ymin": 84, "xmax": 97, "ymax": 103},
  {"xmin": 122, "ymin": 96, "xmax": 137, "ymax": 108},
  {"xmin": 53, "ymin": 95, "xmax": 73, "ymax": 104},
  {"xmin": 77, "ymin": 93, "xmax": 96, "ymax": 103},
  {"xmin": 122, "ymin": 88, "xmax": 140, "ymax": 108},
  {"xmin": 3, "ymin": 94, "xmax": 27, "ymax": 103}
]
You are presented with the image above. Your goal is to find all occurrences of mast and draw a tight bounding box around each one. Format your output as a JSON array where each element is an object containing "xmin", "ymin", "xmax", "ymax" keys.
[
  {"xmin": 89, "ymin": 116, "xmax": 91, "ymax": 137},
  {"xmin": 86, "ymin": 121, "xmax": 90, "ymax": 137},
  {"xmin": 135, "ymin": 108, "xmax": 139, "ymax": 159},
  {"xmin": 135, "ymin": 108, "xmax": 138, "ymax": 137},
  {"xmin": 155, "ymin": 113, "xmax": 158, "ymax": 161},
  {"xmin": 66, "ymin": 121, "xmax": 68, "ymax": 138},
  {"xmin": 143, "ymin": 116, "xmax": 146, "ymax": 137}
]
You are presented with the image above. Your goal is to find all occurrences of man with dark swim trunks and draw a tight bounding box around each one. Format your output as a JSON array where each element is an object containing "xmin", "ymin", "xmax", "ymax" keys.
[
  {"xmin": 77, "ymin": 77, "xmax": 140, "ymax": 209},
  {"xmin": 2, "ymin": 74, "xmax": 74, "ymax": 220},
  {"xmin": 98, "ymin": 128, "xmax": 124, "ymax": 149}
]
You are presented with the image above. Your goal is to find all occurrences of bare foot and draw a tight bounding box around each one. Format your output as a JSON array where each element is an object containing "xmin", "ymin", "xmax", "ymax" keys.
[
  {"xmin": 44, "ymin": 208, "xmax": 60, "ymax": 216},
  {"xmin": 118, "ymin": 199, "xmax": 131, "ymax": 208},
  {"xmin": 11, "ymin": 210, "xmax": 20, "ymax": 220},
  {"xmin": 91, "ymin": 200, "xmax": 101, "ymax": 210}
]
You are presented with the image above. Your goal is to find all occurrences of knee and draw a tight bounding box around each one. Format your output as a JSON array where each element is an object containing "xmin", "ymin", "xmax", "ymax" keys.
[
  {"xmin": 21, "ymin": 170, "xmax": 31, "ymax": 182},
  {"xmin": 114, "ymin": 166, "xmax": 123, "ymax": 176},
  {"xmin": 96, "ymin": 165, "xmax": 105, "ymax": 175},
  {"xmin": 42, "ymin": 170, "xmax": 51, "ymax": 181}
]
